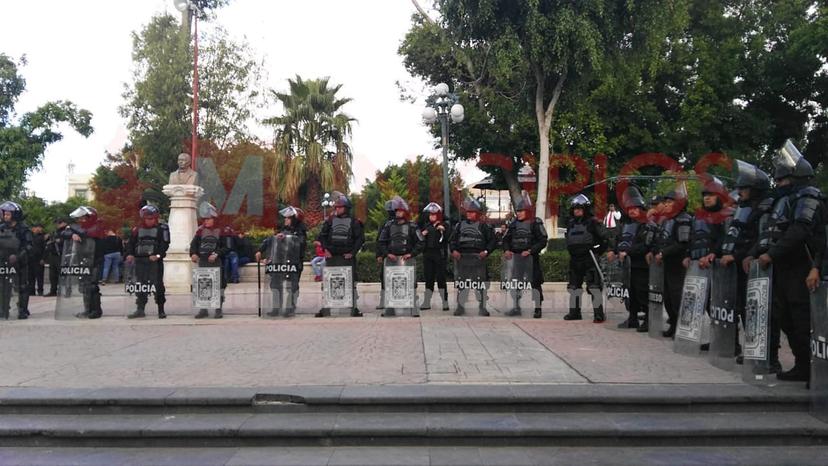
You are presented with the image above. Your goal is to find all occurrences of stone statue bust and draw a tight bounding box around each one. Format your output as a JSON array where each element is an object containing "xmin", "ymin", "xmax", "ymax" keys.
[{"xmin": 168, "ymin": 153, "xmax": 199, "ymax": 185}]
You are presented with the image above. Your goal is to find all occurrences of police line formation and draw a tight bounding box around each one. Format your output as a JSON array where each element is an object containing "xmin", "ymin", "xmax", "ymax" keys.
[{"xmin": 0, "ymin": 140, "xmax": 826, "ymax": 390}]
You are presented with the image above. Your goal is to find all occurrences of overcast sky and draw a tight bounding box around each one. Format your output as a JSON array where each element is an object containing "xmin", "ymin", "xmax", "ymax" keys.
[{"xmin": 2, "ymin": 0, "xmax": 484, "ymax": 202}]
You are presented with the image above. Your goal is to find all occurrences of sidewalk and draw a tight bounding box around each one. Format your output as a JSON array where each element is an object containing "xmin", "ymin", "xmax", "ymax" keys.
[{"xmin": 0, "ymin": 290, "xmax": 795, "ymax": 389}]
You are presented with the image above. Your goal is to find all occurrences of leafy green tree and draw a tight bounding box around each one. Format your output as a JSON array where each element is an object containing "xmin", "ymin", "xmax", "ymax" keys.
[
  {"xmin": 264, "ymin": 76, "xmax": 355, "ymax": 225},
  {"xmin": 0, "ymin": 54, "xmax": 93, "ymax": 200},
  {"xmin": 119, "ymin": 14, "xmax": 265, "ymax": 190},
  {"xmin": 401, "ymin": 0, "xmax": 687, "ymax": 233},
  {"xmin": 367, "ymin": 172, "xmax": 410, "ymax": 230}
]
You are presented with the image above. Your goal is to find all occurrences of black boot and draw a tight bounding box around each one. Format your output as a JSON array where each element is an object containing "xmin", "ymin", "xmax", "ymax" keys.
[
  {"xmin": 195, "ymin": 309, "xmax": 208, "ymax": 319},
  {"xmin": 454, "ymin": 305, "xmax": 465, "ymax": 316},
  {"xmin": 440, "ymin": 289, "xmax": 449, "ymax": 311},
  {"xmin": 315, "ymin": 308, "xmax": 330, "ymax": 318},
  {"xmin": 533, "ymin": 308, "xmax": 542, "ymax": 319},
  {"xmin": 505, "ymin": 308, "xmax": 522, "ymax": 317},
  {"xmin": 662, "ymin": 325, "xmax": 676, "ymax": 338},
  {"xmin": 618, "ymin": 317, "xmax": 639, "ymax": 329},
  {"xmin": 593, "ymin": 306, "xmax": 605, "ymax": 323},
  {"xmin": 382, "ymin": 308, "xmax": 396, "ymax": 317},
  {"xmin": 157, "ymin": 304, "xmax": 166, "ymax": 319},
  {"xmin": 478, "ymin": 306, "xmax": 490, "ymax": 317},
  {"xmin": 351, "ymin": 307, "xmax": 363, "ymax": 317},
  {"xmin": 420, "ymin": 290, "xmax": 432, "ymax": 310},
  {"xmin": 777, "ymin": 365, "xmax": 809, "ymax": 382},
  {"xmin": 636, "ymin": 316, "xmax": 649, "ymax": 332},
  {"xmin": 563, "ymin": 309, "xmax": 582, "ymax": 321},
  {"xmin": 127, "ymin": 306, "xmax": 146, "ymax": 319},
  {"xmin": 214, "ymin": 309, "xmax": 223, "ymax": 319}
]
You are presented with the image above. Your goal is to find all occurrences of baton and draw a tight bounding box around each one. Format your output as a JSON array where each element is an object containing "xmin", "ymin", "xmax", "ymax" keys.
[
  {"xmin": 257, "ymin": 258, "xmax": 262, "ymax": 317},
  {"xmin": 589, "ymin": 249, "xmax": 607, "ymax": 310}
]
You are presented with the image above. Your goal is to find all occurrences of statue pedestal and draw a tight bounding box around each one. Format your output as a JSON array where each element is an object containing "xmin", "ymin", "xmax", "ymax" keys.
[{"xmin": 162, "ymin": 184, "xmax": 204, "ymax": 294}]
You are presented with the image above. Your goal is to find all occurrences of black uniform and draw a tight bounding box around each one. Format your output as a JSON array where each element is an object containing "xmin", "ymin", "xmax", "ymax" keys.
[
  {"xmin": 258, "ymin": 221, "xmax": 307, "ymax": 316},
  {"xmin": 616, "ymin": 217, "xmax": 650, "ymax": 328},
  {"xmin": 502, "ymin": 216, "xmax": 548, "ymax": 317},
  {"xmin": 189, "ymin": 225, "xmax": 233, "ymax": 318},
  {"xmin": 375, "ymin": 213, "xmax": 394, "ymax": 310},
  {"xmin": 44, "ymin": 225, "xmax": 67, "ymax": 296},
  {"xmin": 125, "ymin": 223, "xmax": 170, "ymax": 315},
  {"xmin": 27, "ymin": 230, "xmax": 45, "ymax": 296},
  {"xmin": 564, "ymin": 216, "xmax": 609, "ymax": 321},
  {"xmin": 420, "ymin": 219, "xmax": 449, "ymax": 310},
  {"xmin": 377, "ymin": 217, "xmax": 423, "ymax": 316},
  {"xmin": 0, "ymin": 221, "xmax": 32, "ymax": 319},
  {"xmin": 654, "ymin": 210, "xmax": 693, "ymax": 335},
  {"xmin": 61, "ymin": 221, "xmax": 105, "ymax": 318},
  {"xmin": 752, "ymin": 183, "xmax": 825, "ymax": 376},
  {"xmin": 450, "ymin": 218, "xmax": 496, "ymax": 315},
  {"xmin": 316, "ymin": 213, "xmax": 365, "ymax": 316}
]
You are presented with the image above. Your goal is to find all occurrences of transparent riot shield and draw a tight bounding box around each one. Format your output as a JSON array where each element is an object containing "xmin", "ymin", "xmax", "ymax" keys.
[
  {"xmin": 454, "ymin": 253, "xmax": 488, "ymax": 314},
  {"xmin": 674, "ymin": 261, "xmax": 711, "ymax": 356},
  {"xmin": 0, "ymin": 229, "xmax": 20, "ymax": 320},
  {"xmin": 261, "ymin": 235, "xmax": 302, "ymax": 318},
  {"xmin": 497, "ymin": 254, "xmax": 537, "ymax": 317},
  {"xmin": 124, "ymin": 257, "xmax": 161, "ymax": 314},
  {"xmin": 192, "ymin": 264, "xmax": 221, "ymax": 311},
  {"xmin": 648, "ymin": 262, "xmax": 665, "ymax": 339},
  {"xmin": 810, "ymin": 282, "xmax": 828, "ymax": 423},
  {"xmin": 604, "ymin": 256, "xmax": 630, "ymax": 304},
  {"xmin": 322, "ymin": 255, "xmax": 354, "ymax": 315},
  {"xmin": 55, "ymin": 238, "xmax": 97, "ymax": 320},
  {"xmin": 383, "ymin": 257, "xmax": 417, "ymax": 317},
  {"xmin": 742, "ymin": 261, "xmax": 774, "ymax": 384},
  {"xmin": 708, "ymin": 262, "xmax": 738, "ymax": 371}
]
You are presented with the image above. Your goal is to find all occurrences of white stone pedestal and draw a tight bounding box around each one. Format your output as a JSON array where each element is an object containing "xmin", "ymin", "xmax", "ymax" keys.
[{"xmin": 162, "ymin": 184, "xmax": 204, "ymax": 294}]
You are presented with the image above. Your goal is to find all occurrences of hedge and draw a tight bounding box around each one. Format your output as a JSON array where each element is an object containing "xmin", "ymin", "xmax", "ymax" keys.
[{"xmin": 353, "ymin": 249, "xmax": 570, "ymax": 283}]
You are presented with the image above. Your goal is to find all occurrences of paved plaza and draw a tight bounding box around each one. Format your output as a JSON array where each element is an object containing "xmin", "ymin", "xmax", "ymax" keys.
[{"xmin": 0, "ymin": 284, "xmax": 792, "ymax": 389}]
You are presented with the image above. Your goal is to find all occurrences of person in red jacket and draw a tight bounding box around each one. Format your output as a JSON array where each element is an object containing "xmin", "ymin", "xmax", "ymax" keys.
[{"xmin": 310, "ymin": 241, "xmax": 326, "ymax": 281}]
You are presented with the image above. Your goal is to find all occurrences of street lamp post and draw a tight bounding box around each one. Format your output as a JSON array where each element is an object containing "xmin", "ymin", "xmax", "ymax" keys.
[
  {"xmin": 174, "ymin": 0, "xmax": 201, "ymax": 171},
  {"xmin": 321, "ymin": 193, "xmax": 332, "ymax": 220},
  {"xmin": 422, "ymin": 83, "xmax": 464, "ymax": 238}
]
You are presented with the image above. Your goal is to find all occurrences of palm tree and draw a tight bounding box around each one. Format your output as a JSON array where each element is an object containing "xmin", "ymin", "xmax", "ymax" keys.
[{"xmin": 264, "ymin": 76, "xmax": 355, "ymax": 225}]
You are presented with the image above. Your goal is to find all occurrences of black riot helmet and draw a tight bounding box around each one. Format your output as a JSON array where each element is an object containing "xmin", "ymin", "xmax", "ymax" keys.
[
  {"xmin": 569, "ymin": 194, "xmax": 591, "ymax": 216},
  {"xmin": 0, "ymin": 201, "xmax": 23, "ymax": 222},
  {"xmin": 462, "ymin": 196, "xmax": 483, "ymax": 213},
  {"xmin": 621, "ymin": 185, "xmax": 646, "ymax": 210},
  {"xmin": 331, "ymin": 191, "xmax": 351, "ymax": 209},
  {"xmin": 515, "ymin": 190, "xmax": 533, "ymax": 212},
  {"xmin": 773, "ymin": 139, "xmax": 814, "ymax": 180},
  {"xmin": 733, "ymin": 160, "xmax": 771, "ymax": 192},
  {"xmin": 701, "ymin": 176, "xmax": 727, "ymax": 195},
  {"xmin": 389, "ymin": 196, "xmax": 410, "ymax": 213}
]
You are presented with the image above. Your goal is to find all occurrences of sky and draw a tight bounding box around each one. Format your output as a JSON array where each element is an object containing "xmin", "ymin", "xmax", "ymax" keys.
[{"xmin": 2, "ymin": 0, "xmax": 485, "ymax": 202}]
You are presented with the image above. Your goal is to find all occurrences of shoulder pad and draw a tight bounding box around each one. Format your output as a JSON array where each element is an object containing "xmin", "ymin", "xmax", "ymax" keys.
[
  {"xmin": 758, "ymin": 197, "xmax": 775, "ymax": 211},
  {"xmin": 678, "ymin": 212, "xmax": 693, "ymax": 222},
  {"xmin": 798, "ymin": 186, "xmax": 823, "ymax": 200},
  {"xmin": 533, "ymin": 217, "xmax": 544, "ymax": 224}
]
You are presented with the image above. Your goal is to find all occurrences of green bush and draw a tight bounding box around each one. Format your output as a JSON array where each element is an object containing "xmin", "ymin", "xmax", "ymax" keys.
[
  {"xmin": 546, "ymin": 238, "xmax": 568, "ymax": 251},
  {"xmin": 352, "ymin": 249, "xmax": 570, "ymax": 282}
]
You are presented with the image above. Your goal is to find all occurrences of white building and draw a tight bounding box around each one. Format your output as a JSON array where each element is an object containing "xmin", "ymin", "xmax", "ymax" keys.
[{"xmin": 67, "ymin": 173, "xmax": 94, "ymax": 201}]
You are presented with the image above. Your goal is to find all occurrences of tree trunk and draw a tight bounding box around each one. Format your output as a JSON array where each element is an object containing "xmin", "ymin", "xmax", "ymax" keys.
[
  {"xmin": 533, "ymin": 66, "xmax": 566, "ymax": 239},
  {"xmin": 305, "ymin": 174, "xmax": 323, "ymax": 227}
]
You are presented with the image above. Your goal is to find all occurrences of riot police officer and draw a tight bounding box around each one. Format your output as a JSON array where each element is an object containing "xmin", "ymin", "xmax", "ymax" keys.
[
  {"xmin": 63, "ymin": 206, "xmax": 105, "ymax": 319},
  {"xmin": 502, "ymin": 191, "xmax": 548, "ymax": 318},
  {"xmin": 450, "ymin": 197, "xmax": 496, "ymax": 316},
  {"xmin": 377, "ymin": 196, "xmax": 423, "ymax": 317},
  {"xmin": 376, "ymin": 200, "xmax": 395, "ymax": 311},
  {"xmin": 611, "ymin": 185, "xmax": 650, "ymax": 329},
  {"xmin": 316, "ymin": 191, "xmax": 365, "ymax": 317},
  {"xmin": 189, "ymin": 204, "xmax": 233, "ymax": 319},
  {"xmin": 125, "ymin": 205, "xmax": 170, "ymax": 319},
  {"xmin": 652, "ymin": 188, "xmax": 693, "ymax": 337},
  {"xmin": 720, "ymin": 160, "xmax": 774, "ymax": 364},
  {"xmin": 419, "ymin": 202, "xmax": 449, "ymax": 311},
  {"xmin": 563, "ymin": 194, "xmax": 609, "ymax": 322},
  {"xmin": 747, "ymin": 140, "xmax": 825, "ymax": 382},
  {"xmin": 684, "ymin": 177, "xmax": 733, "ymax": 269},
  {"xmin": 0, "ymin": 201, "xmax": 32, "ymax": 319},
  {"xmin": 44, "ymin": 217, "xmax": 68, "ymax": 297},
  {"xmin": 256, "ymin": 206, "xmax": 307, "ymax": 317}
]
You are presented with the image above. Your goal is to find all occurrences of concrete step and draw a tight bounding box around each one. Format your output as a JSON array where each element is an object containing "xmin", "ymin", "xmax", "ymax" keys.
[
  {"xmin": 3, "ymin": 446, "xmax": 828, "ymax": 466},
  {"xmin": 0, "ymin": 411, "xmax": 825, "ymax": 448},
  {"xmin": 0, "ymin": 385, "xmax": 822, "ymax": 450}
]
